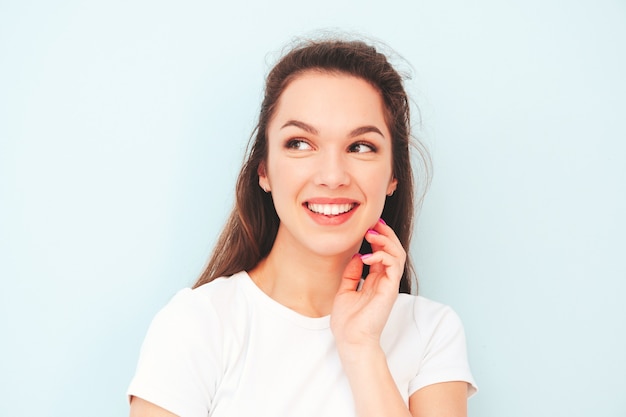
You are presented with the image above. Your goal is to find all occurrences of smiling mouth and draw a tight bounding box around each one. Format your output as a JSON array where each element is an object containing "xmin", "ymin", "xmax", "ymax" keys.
[{"xmin": 306, "ymin": 202, "xmax": 357, "ymax": 216}]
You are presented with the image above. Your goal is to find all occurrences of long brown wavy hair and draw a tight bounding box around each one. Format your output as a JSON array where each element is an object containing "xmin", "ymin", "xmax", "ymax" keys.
[{"xmin": 193, "ymin": 38, "xmax": 430, "ymax": 293}]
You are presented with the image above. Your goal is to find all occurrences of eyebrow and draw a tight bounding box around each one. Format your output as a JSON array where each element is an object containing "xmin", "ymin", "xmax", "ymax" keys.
[
  {"xmin": 280, "ymin": 120, "xmax": 385, "ymax": 138},
  {"xmin": 349, "ymin": 125, "xmax": 385, "ymax": 138},
  {"xmin": 281, "ymin": 120, "xmax": 319, "ymax": 135}
]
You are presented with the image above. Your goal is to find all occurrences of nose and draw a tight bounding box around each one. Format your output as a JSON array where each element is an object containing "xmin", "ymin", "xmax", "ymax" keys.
[{"xmin": 314, "ymin": 150, "xmax": 350, "ymax": 189}]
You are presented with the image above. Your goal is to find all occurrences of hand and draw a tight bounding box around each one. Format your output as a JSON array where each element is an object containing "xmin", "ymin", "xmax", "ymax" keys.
[{"xmin": 330, "ymin": 219, "xmax": 406, "ymax": 355}]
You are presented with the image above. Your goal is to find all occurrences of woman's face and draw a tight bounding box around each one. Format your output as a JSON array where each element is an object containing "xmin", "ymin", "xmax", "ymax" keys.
[{"xmin": 260, "ymin": 71, "xmax": 397, "ymax": 257}]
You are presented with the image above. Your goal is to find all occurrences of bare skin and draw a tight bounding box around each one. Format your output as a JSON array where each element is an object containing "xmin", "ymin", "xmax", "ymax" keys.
[
  {"xmin": 329, "ymin": 220, "xmax": 468, "ymax": 417},
  {"xmin": 129, "ymin": 73, "xmax": 470, "ymax": 416},
  {"xmin": 130, "ymin": 397, "xmax": 176, "ymax": 417},
  {"xmin": 129, "ymin": 220, "xmax": 468, "ymax": 417}
]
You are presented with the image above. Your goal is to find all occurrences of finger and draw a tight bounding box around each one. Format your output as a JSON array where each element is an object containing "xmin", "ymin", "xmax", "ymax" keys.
[
  {"xmin": 360, "ymin": 251, "xmax": 402, "ymax": 271},
  {"xmin": 360, "ymin": 251, "xmax": 403, "ymax": 285},
  {"xmin": 370, "ymin": 219, "xmax": 403, "ymax": 248},
  {"xmin": 364, "ymin": 229, "xmax": 405, "ymax": 260},
  {"xmin": 337, "ymin": 253, "xmax": 363, "ymax": 294},
  {"xmin": 361, "ymin": 251, "xmax": 404, "ymax": 276}
]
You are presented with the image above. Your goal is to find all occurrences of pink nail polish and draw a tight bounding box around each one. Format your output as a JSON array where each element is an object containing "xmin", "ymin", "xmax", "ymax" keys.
[
  {"xmin": 367, "ymin": 229, "xmax": 380, "ymax": 235},
  {"xmin": 360, "ymin": 253, "xmax": 373, "ymax": 260},
  {"xmin": 378, "ymin": 218, "xmax": 386, "ymax": 225}
]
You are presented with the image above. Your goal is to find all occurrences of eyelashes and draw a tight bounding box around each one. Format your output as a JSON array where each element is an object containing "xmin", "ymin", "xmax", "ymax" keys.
[
  {"xmin": 284, "ymin": 138, "xmax": 378, "ymax": 153},
  {"xmin": 348, "ymin": 142, "xmax": 377, "ymax": 153},
  {"xmin": 285, "ymin": 138, "xmax": 312, "ymax": 151}
]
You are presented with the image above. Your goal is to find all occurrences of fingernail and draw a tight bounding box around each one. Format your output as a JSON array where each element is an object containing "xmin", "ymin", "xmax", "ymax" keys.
[
  {"xmin": 367, "ymin": 229, "xmax": 380, "ymax": 235},
  {"xmin": 360, "ymin": 253, "xmax": 373, "ymax": 260},
  {"xmin": 378, "ymin": 218, "xmax": 386, "ymax": 225}
]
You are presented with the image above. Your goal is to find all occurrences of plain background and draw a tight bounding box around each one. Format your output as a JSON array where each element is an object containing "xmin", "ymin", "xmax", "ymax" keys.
[{"xmin": 1, "ymin": 1, "xmax": 625, "ymax": 416}]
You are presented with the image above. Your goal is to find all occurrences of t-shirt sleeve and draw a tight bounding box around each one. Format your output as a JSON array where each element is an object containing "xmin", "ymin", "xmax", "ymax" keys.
[
  {"xmin": 127, "ymin": 288, "xmax": 223, "ymax": 417},
  {"xmin": 408, "ymin": 298, "xmax": 478, "ymax": 398}
]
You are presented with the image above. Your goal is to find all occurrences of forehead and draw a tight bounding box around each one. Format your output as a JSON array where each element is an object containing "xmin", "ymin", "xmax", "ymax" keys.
[{"xmin": 269, "ymin": 71, "xmax": 389, "ymax": 133}]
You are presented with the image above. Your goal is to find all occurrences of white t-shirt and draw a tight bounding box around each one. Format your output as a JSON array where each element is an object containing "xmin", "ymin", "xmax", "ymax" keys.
[{"xmin": 128, "ymin": 271, "xmax": 477, "ymax": 417}]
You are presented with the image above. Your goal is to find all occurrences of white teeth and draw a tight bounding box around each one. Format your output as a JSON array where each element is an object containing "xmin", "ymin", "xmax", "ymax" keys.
[{"xmin": 307, "ymin": 203, "xmax": 354, "ymax": 216}]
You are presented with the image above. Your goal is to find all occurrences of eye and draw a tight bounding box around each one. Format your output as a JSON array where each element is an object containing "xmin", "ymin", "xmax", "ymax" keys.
[
  {"xmin": 348, "ymin": 142, "xmax": 377, "ymax": 153},
  {"xmin": 285, "ymin": 138, "xmax": 313, "ymax": 151}
]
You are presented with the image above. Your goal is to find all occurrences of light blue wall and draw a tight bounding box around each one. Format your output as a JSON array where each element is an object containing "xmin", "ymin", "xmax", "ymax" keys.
[{"xmin": 1, "ymin": 1, "xmax": 625, "ymax": 416}]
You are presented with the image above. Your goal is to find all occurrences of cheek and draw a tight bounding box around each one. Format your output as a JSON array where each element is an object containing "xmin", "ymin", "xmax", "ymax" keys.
[
  {"xmin": 364, "ymin": 165, "xmax": 394, "ymax": 193},
  {"xmin": 266, "ymin": 158, "xmax": 308, "ymax": 195}
]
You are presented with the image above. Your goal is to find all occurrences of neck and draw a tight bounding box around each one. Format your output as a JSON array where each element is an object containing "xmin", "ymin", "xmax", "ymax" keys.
[{"xmin": 248, "ymin": 228, "xmax": 359, "ymax": 318}]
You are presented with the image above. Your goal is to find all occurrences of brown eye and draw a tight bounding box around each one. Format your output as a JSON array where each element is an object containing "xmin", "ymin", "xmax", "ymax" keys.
[
  {"xmin": 285, "ymin": 139, "xmax": 313, "ymax": 151},
  {"xmin": 348, "ymin": 142, "xmax": 376, "ymax": 153}
]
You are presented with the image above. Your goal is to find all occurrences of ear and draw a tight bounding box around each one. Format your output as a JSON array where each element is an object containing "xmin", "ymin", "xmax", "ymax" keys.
[
  {"xmin": 386, "ymin": 177, "xmax": 397, "ymax": 196},
  {"xmin": 258, "ymin": 162, "xmax": 271, "ymax": 192}
]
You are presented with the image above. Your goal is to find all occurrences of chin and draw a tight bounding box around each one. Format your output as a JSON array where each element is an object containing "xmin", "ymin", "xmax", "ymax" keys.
[{"xmin": 306, "ymin": 237, "xmax": 364, "ymax": 258}]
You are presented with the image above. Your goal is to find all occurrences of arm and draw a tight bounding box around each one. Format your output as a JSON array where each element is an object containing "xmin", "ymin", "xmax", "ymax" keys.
[
  {"xmin": 409, "ymin": 382, "xmax": 468, "ymax": 417},
  {"xmin": 337, "ymin": 342, "xmax": 469, "ymax": 417},
  {"xmin": 335, "ymin": 342, "xmax": 411, "ymax": 417},
  {"xmin": 331, "ymin": 219, "xmax": 469, "ymax": 417},
  {"xmin": 340, "ymin": 348, "xmax": 468, "ymax": 417},
  {"xmin": 129, "ymin": 397, "xmax": 178, "ymax": 417},
  {"xmin": 127, "ymin": 288, "xmax": 220, "ymax": 417}
]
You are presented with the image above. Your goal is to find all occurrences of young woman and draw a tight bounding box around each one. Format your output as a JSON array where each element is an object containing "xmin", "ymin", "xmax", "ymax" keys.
[{"xmin": 128, "ymin": 38, "xmax": 477, "ymax": 417}]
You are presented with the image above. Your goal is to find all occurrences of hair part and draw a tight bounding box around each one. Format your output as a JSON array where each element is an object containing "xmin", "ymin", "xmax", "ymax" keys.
[{"xmin": 194, "ymin": 37, "xmax": 430, "ymax": 294}]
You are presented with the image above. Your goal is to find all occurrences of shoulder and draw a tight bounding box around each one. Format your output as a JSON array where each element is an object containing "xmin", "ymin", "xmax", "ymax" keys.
[
  {"xmin": 385, "ymin": 294, "xmax": 471, "ymax": 369},
  {"xmin": 127, "ymin": 272, "xmax": 250, "ymax": 416},
  {"xmin": 389, "ymin": 294, "xmax": 464, "ymax": 334},
  {"xmin": 161, "ymin": 271, "xmax": 247, "ymax": 319},
  {"xmin": 387, "ymin": 295, "xmax": 477, "ymax": 397},
  {"xmin": 139, "ymin": 272, "xmax": 250, "ymax": 353}
]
